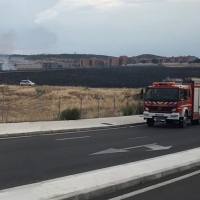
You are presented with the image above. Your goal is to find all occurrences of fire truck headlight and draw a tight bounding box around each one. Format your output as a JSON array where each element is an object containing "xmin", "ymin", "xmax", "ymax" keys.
[
  {"xmin": 145, "ymin": 107, "xmax": 149, "ymax": 111},
  {"xmin": 171, "ymin": 108, "xmax": 176, "ymax": 112}
]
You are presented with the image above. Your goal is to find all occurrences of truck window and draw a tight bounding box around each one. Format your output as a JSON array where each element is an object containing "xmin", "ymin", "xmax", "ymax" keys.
[
  {"xmin": 145, "ymin": 88, "xmax": 179, "ymax": 101},
  {"xmin": 179, "ymin": 89, "xmax": 184, "ymax": 100},
  {"xmin": 183, "ymin": 89, "xmax": 190, "ymax": 98}
]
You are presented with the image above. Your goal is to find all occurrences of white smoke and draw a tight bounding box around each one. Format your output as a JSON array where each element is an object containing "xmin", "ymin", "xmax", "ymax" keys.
[
  {"xmin": 1, "ymin": 58, "xmax": 17, "ymax": 71},
  {"xmin": 0, "ymin": 30, "xmax": 15, "ymax": 54},
  {"xmin": 0, "ymin": 30, "xmax": 17, "ymax": 70}
]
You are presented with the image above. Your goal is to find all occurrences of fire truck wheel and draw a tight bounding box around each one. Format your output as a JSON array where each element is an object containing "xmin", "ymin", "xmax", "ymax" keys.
[
  {"xmin": 179, "ymin": 113, "xmax": 187, "ymax": 128},
  {"xmin": 196, "ymin": 119, "xmax": 200, "ymax": 125},
  {"xmin": 191, "ymin": 119, "xmax": 200, "ymax": 125},
  {"xmin": 147, "ymin": 119, "xmax": 154, "ymax": 127}
]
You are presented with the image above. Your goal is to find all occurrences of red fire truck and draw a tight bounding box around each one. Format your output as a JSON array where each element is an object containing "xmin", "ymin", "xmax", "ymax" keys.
[{"xmin": 142, "ymin": 77, "xmax": 200, "ymax": 128}]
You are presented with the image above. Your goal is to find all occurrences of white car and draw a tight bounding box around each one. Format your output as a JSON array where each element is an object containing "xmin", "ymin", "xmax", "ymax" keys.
[{"xmin": 20, "ymin": 80, "xmax": 35, "ymax": 86}]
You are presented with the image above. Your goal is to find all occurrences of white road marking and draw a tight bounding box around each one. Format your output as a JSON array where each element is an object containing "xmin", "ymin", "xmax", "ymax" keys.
[
  {"xmin": 77, "ymin": 124, "xmax": 145, "ymax": 132},
  {"xmin": 56, "ymin": 136, "xmax": 90, "ymax": 141},
  {"xmin": 90, "ymin": 148, "xmax": 129, "ymax": 155},
  {"xmin": 108, "ymin": 170, "xmax": 200, "ymax": 200},
  {"xmin": 124, "ymin": 143, "xmax": 172, "ymax": 151},
  {"xmin": 145, "ymin": 144, "xmax": 172, "ymax": 151},
  {"xmin": 90, "ymin": 143, "xmax": 172, "ymax": 155},
  {"xmin": 0, "ymin": 135, "xmax": 37, "ymax": 140},
  {"xmin": 123, "ymin": 143, "xmax": 156, "ymax": 150},
  {"xmin": 129, "ymin": 136, "xmax": 148, "ymax": 140},
  {"xmin": 90, "ymin": 143, "xmax": 156, "ymax": 155}
]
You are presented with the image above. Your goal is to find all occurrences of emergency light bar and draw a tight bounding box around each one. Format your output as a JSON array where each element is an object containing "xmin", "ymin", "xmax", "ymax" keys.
[{"xmin": 152, "ymin": 82, "xmax": 176, "ymax": 86}]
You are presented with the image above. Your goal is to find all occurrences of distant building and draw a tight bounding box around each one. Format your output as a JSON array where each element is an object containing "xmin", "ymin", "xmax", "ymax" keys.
[
  {"xmin": 62, "ymin": 62, "xmax": 70, "ymax": 68},
  {"xmin": 15, "ymin": 64, "xmax": 42, "ymax": 70},
  {"xmin": 90, "ymin": 57, "xmax": 101, "ymax": 67},
  {"xmin": 108, "ymin": 57, "xmax": 120, "ymax": 67},
  {"xmin": 80, "ymin": 58, "xmax": 104, "ymax": 67},
  {"xmin": 42, "ymin": 62, "xmax": 58, "ymax": 68},
  {"xmin": 108, "ymin": 55, "xmax": 199, "ymax": 67},
  {"xmin": 158, "ymin": 56, "xmax": 198, "ymax": 63},
  {"xmin": 42, "ymin": 61, "xmax": 66, "ymax": 69},
  {"xmin": 80, "ymin": 59, "xmax": 90, "ymax": 67}
]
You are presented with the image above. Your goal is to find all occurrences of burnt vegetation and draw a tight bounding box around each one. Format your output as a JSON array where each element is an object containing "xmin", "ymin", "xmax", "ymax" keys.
[{"xmin": 0, "ymin": 66, "xmax": 200, "ymax": 88}]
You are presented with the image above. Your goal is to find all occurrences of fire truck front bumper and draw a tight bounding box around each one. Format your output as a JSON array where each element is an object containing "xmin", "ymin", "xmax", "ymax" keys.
[{"xmin": 143, "ymin": 111, "xmax": 180, "ymax": 122}]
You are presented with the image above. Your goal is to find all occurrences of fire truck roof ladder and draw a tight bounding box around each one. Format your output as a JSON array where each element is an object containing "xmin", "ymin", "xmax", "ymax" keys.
[
  {"xmin": 185, "ymin": 77, "xmax": 200, "ymax": 83},
  {"xmin": 162, "ymin": 77, "xmax": 183, "ymax": 85}
]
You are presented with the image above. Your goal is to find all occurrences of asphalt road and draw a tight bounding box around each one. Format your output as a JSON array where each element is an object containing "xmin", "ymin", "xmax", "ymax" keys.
[
  {"xmin": 1, "ymin": 122, "xmax": 200, "ymax": 190},
  {"xmin": 92, "ymin": 166, "xmax": 200, "ymax": 200},
  {"xmin": 124, "ymin": 171, "xmax": 200, "ymax": 200}
]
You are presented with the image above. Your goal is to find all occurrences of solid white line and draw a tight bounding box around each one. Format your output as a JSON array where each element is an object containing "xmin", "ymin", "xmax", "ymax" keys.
[
  {"xmin": 0, "ymin": 135, "xmax": 37, "ymax": 140},
  {"xmin": 108, "ymin": 170, "xmax": 200, "ymax": 200},
  {"xmin": 129, "ymin": 136, "xmax": 148, "ymax": 140},
  {"xmin": 77, "ymin": 124, "xmax": 145, "ymax": 133},
  {"xmin": 56, "ymin": 136, "xmax": 90, "ymax": 141}
]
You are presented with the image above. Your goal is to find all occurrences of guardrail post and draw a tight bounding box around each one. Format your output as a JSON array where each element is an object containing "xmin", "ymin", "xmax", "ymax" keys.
[
  {"xmin": 95, "ymin": 96, "xmax": 102, "ymax": 118},
  {"xmin": 113, "ymin": 98, "xmax": 116, "ymax": 116},
  {"xmin": 1, "ymin": 87, "xmax": 4, "ymax": 123},
  {"xmin": 80, "ymin": 98, "xmax": 83, "ymax": 119},
  {"xmin": 124, "ymin": 95, "xmax": 131, "ymax": 116},
  {"xmin": 58, "ymin": 97, "xmax": 61, "ymax": 119},
  {"xmin": 98, "ymin": 98, "xmax": 100, "ymax": 118}
]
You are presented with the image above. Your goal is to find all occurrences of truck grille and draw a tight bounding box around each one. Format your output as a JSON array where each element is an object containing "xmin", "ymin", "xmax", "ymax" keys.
[{"xmin": 148, "ymin": 106, "xmax": 175, "ymax": 113}]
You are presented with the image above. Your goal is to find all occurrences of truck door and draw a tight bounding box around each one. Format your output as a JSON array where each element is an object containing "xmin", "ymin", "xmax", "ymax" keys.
[{"xmin": 193, "ymin": 88, "xmax": 200, "ymax": 115}]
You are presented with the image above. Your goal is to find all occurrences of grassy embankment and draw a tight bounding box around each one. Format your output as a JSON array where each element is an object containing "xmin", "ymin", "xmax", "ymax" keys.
[{"xmin": 0, "ymin": 85, "xmax": 141, "ymax": 123}]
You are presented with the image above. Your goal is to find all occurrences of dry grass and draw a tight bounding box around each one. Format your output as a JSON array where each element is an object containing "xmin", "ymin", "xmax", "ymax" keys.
[{"xmin": 0, "ymin": 85, "xmax": 141, "ymax": 123}]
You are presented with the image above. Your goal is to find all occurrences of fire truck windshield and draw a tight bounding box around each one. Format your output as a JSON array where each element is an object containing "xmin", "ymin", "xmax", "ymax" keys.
[{"xmin": 145, "ymin": 88, "xmax": 179, "ymax": 101}]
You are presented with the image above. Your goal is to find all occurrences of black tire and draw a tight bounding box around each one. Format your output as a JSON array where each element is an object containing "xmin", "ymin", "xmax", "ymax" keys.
[
  {"xmin": 147, "ymin": 119, "xmax": 154, "ymax": 127},
  {"xmin": 196, "ymin": 119, "xmax": 200, "ymax": 125},
  {"xmin": 179, "ymin": 113, "xmax": 188, "ymax": 128},
  {"xmin": 191, "ymin": 119, "xmax": 200, "ymax": 125}
]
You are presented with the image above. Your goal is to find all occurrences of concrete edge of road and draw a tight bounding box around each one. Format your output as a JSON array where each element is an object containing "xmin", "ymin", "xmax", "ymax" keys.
[
  {"xmin": 56, "ymin": 161, "xmax": 200, "ymax": 200},
  {"xmin": 0, "ymin": 122, "xmax": 146, "ymax": 138}
]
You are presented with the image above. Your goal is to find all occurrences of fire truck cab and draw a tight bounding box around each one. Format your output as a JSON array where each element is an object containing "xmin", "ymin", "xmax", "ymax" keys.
[{"xmin": 142, "ymin": 77, "xmax": 200, "ymax": 128}]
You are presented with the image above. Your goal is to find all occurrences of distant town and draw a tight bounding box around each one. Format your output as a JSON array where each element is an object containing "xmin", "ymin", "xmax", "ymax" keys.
[{"xmin": 0, "ymin": 54, "xmax": 199, "ymax": 71}]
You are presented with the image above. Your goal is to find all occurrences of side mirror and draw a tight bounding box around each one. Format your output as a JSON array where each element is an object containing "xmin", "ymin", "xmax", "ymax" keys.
[{"xmin": 140, "ymin": 89, "xmax": 144, "ymax": 100}]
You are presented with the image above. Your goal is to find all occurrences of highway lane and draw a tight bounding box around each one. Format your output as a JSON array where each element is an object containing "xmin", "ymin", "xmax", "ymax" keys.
[
  {"xmin": 122, "ymin": 171, "xmax": 200, "ymax": 200},
  {"xmin": 0, "ymin": 123, "xmax": 200, "ymax": 190},
  {"xmin": 92, "ymin": 166, "xmax": 200, "ymax": 200}
]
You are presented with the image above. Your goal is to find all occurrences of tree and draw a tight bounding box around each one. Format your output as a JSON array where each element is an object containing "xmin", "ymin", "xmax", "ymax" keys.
[
  {"xmin": 151, "ymin": 58, "xmax": 159, "ymax": 64},
  {"xmin": 98, "ymin": 61, "xmax": 105, "ymax": 67}
]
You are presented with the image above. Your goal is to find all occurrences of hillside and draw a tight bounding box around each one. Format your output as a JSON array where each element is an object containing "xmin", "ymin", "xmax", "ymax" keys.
[{"xmin": 136, "ymin": 54, "xmax": 163, "ymax": 59}]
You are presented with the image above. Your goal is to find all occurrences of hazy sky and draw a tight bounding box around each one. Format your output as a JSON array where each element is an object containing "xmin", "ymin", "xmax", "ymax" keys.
[{"xmin": 0, "ymin": 0, "xmax": 199, "ymax": 57}]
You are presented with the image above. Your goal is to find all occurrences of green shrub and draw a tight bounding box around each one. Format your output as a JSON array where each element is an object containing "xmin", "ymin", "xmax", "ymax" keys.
[
  {"xmin": 36, "ymin": 88, "xmax": 46, "ymax": 96},
  {"xmin": 122, "ymin": 105, "xmax": 135, "ymax": 116},
  {"xmin": 122, "ymin": 102, "xmax": 143, "ymax": 116},
  {"xmin": 134, "ymin": 101, "xmax": 144, "ymax": 114},
  {"xmin": 60, "ymin": 108, "xmax": 81, "ymax": 120}
]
